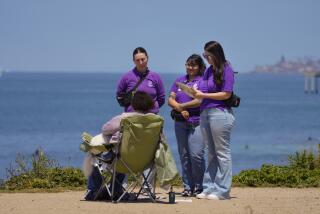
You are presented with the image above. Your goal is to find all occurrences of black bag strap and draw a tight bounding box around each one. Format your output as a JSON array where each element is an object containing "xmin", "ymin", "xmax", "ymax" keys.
[{"xmin": 129, "ymin": 72, "xmax": 148, "ymax": 94}]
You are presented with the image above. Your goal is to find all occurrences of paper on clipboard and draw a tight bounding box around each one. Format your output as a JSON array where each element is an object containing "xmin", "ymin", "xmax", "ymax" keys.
[{"xmin": 176, "ymin": 82, "xmax": 196, "ymax": 98}]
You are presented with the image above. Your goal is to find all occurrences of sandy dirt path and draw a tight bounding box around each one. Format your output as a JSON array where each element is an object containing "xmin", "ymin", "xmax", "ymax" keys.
[{"xmin": 1, "ymin": 188, "xmax": 320, "ymax": 214}]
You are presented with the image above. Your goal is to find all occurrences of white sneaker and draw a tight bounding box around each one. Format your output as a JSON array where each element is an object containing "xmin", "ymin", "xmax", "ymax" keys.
[
  {"xmin": 196, "ymin": 192, "xmax": 208, "ymax": 199},
  {"xmin": 207, "ymin": 193, "xmax": 220, "ymax": 200}
]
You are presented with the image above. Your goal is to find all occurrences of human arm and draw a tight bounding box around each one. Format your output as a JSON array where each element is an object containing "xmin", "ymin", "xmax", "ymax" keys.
[
  {"xmin": 193, "ymin": 90, "xmax": 232, "ymax": 100},
  {"xmin": 168, "ymin": 92, "xmax": 201, "ymax": 110},
  {"xmin": 168, "ymin": 94, "xmax": 191, "ymax": 119},
  {"xmin": 194, "ymin": 63, "xmax": 234, "ymax": 101},
  {"xmin": 168, "ymin": 92, "xmax": 184, "ymax": 112},
  {"xmin": 156, "ymin": 75, "xmax": 166, "ymax": 108},
  {"xmin": 168, "ymin": 78, "xmax": 201, "ymax": 111},
  {"xmin": 101, "ymin": 114, "xmax": 123, "ymax": 135},
  {"xmin": 179, "ymin": 98, "xmax": 202, "ymax": 109},
  {"xmin": 116, "ymin": 74, "xmax": 128, "ymax": 96}
]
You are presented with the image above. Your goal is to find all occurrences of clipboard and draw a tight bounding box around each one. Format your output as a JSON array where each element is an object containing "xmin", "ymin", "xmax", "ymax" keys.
[{"xmin": 176, "ymin": 82, "xmax": 196, "ymax": 98}]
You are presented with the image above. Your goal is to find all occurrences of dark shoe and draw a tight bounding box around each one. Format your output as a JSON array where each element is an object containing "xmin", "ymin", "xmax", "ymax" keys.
[
  {"xmin": 95, "ymin": 186, "xmax": 111, "ymax": 201},
  {"xmin": 84, "ymin": 187, "xmax": 111, "ymax": 201},
  {"xmin": 181, "ymin": 189, "xmax": 192, "ymax": 197}
]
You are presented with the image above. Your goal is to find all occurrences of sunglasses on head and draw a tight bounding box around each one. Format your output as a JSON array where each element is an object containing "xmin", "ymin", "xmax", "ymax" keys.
[{"xmin": 202, "ymin": 53, "xmax": 213, "ymax": 59}]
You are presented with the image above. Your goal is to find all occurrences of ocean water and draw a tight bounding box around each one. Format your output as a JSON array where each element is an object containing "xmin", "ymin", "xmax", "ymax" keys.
[{"xmin": 0, "ymin": 72, "xmax": 320, "ymax": 179}]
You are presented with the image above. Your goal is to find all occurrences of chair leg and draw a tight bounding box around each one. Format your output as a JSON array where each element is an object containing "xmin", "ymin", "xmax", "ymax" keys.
[
  {"xmin": 153, "ymin": 171, "xmax": 157, "ymax": 197},
  {"xmin": 116, "ymin": 159, "xmax": 156, "ymax": 202},
  {"xmin": 113, "ymin": 158, "xmax": 158, "ymax": 203},
  {"xmin": 135, "ymin": 165, "xmax": 157, "ymax": 203},
  {"xmin": 111, "ymin": 159, "xmax": 118, "ymax": 202},
  {"xmin": 141, "ymin": 173, "xmax": 156, "ymax": 203}
]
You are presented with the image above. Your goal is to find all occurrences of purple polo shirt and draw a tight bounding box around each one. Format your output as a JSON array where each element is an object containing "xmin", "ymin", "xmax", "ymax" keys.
[
  {"xmin": 170, "ymin": 75, "xmax": 201, "ymax": 124},
  {"xmin": 199, "ymin": 63, "xmax": 234, "ymax": 112},
  {"xmin": 116, "ymin": 68, "xmax": 165, "ymax": 114}
]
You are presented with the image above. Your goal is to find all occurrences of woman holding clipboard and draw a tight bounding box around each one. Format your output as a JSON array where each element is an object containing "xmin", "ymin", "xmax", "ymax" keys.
[{"xmin": 194, "ymin": 41, "xmax": 236, "ymax": 200}]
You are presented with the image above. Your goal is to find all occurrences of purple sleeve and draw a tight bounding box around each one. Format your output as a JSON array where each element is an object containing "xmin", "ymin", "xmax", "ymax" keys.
[
  {"xmin": 155, "ymin": 73, "xmax": 166, "ymax": 107},
  {"xmin": 116, "ymin": 73, "xmax": 128, "ymax": 95},
  {"xmin": 222, "ymin": 65, "xmax": 234, "ymax": 92},
  {"xmin": 170, "ymin": 78, "xmax": 179, "ymax": 93},
  {"xmin": 198, "ymin": 75, "xmax": 207, "ymax": 93}
]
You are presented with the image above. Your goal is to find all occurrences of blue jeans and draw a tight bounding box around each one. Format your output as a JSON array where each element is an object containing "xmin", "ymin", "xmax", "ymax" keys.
[
  {"xmin": 174, "ymin": 121, "xmax": 205, "ymax": 191},
  {"xmin": 200, "ymin": 108, "xmax": 235, "ymax": 199}
]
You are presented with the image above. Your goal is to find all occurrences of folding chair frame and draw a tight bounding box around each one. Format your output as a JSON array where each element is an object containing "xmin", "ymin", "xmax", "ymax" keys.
[
  {"xmin": 92, "ymin": 149, "xmax": 158, "ymax": 202},
  {"xmin": 108, "ymin": 136, "xmax": 159, "ymax": 203}
]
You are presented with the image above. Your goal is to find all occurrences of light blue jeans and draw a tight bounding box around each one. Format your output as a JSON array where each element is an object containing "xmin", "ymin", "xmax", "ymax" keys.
[
  {"xmin": 200, "ymin": 108, "xmax": 235, "ymax": 199},
  {"xmin": 174, "ymin": 121, "xmax": 205, "ymax": 191}
]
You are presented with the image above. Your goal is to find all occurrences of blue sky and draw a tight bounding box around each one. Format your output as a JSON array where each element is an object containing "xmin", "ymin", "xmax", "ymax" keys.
[{"xmin": 0, "ymin": 0, "xmax": 319, "ymax": 73}]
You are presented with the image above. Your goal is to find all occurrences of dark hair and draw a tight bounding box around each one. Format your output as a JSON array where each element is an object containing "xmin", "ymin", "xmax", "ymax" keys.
[
  {"xmin": 186, "ymin": 54, "xmax": 206, "ymax": 76},
  {"xmin": 204, "ymin": 41, "xmax": 227, "ymax": 86},
  {"xmin": 131, "ymin": 91, "xmax": 154, "ymax": 113},
  {"xmin": 133, "ymin": 47, "xmax": 148, "ymax": 60}
]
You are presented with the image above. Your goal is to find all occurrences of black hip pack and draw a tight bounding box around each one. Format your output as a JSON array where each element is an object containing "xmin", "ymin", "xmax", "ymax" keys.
[
  {"xmin": 170, "ymin": 110, "xmax": 186, "ymax": 121},
  {"xmin": 170, "ymin": 110, "xmax": 200, "ymax": 122},
  {"xmin": 224, "ymin": 92, "xmax": 240, "ymax": 108}
]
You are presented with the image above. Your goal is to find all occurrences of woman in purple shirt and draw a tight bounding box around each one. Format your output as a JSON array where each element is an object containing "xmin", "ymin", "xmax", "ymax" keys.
[
  {"xmin": 168, "ymin": 54, "xmax": 206, "ymax": 197},
  {"xmin": 194, "ymin": 41, "xmax": 236, "ymax": 200},
  {"xmin": 116, "ymin": 47, "xmax": 165, "ymax": 114},
  {"xmin": 116, "ymin": 47, "xmax": 165, "ymax": 192}
]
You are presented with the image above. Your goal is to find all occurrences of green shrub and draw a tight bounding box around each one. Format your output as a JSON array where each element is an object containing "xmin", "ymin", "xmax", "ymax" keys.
[
  {"xmin": 232, "ymin": 169, "xmax": 262, "ymax": 187},
  {"xmin": 1, "ymin": 148, "xmax": 180, "ymax": 191},
  {"xmin": 233, "ymin": 144, "xmax": 320, "ymax": 187},
  {"xmin": 2, "ymin": 148, "xmax": 86, "ymax": 191},
  {"xmin": 3, "ymin": 144, "xmax": 320, "ymax": 191}
]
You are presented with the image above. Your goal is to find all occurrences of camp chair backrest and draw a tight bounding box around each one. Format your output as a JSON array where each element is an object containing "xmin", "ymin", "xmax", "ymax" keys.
[{"xmin": 116, "ymin": 114, "xmax": 164, "ymax": 174}]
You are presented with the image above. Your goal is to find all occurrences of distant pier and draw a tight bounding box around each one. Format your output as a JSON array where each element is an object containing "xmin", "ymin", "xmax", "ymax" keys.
[{"xmin": 304, "ymin": 71, "xmax": 320, "ymax": 94}]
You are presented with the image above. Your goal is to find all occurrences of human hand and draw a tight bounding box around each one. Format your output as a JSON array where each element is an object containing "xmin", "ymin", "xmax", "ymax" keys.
[
  {"xmin": 174, "ymin": 103, "xmax": 184, "ymax": 112},
  {"xmin": 193, "ymin": 89, "xmax": 205, "ymax": 99},
  {"xmin": 181, "ymin": 110, "xmax": 189, "ymax": 119}
]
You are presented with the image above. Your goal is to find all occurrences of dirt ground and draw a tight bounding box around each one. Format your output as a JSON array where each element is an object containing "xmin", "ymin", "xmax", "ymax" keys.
[{"xmin": 1, "ymin": 188, "xmax": 320, "ymax": 214}]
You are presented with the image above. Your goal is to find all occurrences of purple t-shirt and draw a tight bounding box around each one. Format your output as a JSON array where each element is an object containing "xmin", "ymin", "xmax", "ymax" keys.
[
  {"xmin": 116, "ymin": 68, "xmax": 165, "ymax": 114},
  {"xmin": 199, "ymin": 63, "xmax": 234, "ymax": 112},
  {"xmin": 170, "ymin": 75, "xmax": 201, "ymax": 124}
]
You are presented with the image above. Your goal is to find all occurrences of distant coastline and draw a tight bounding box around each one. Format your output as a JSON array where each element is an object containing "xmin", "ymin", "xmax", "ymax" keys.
[{"xmin": 252, "ymin": 56, "xmax": 320, "ymax": 74}]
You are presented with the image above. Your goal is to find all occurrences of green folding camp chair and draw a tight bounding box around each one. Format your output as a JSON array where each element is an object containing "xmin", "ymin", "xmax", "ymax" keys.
[{"xmin": 98, "ymin": 114, "xmax": 164, "ymax": 202}]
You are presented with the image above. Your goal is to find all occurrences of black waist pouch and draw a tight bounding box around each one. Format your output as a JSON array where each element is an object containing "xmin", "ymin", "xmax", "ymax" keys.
[
  {"xmin": 170, "ymin": 110, "xmax": 186, "ymax": 122},
  {"xmin": 170, "ymin": 110, "xmax": 200, "ymax": 121}
]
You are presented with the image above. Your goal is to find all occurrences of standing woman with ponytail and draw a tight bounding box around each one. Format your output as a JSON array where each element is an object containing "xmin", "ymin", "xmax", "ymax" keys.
[{"xmin": 194, "ymin": 41, "xmax": 235, "ymax": 200}]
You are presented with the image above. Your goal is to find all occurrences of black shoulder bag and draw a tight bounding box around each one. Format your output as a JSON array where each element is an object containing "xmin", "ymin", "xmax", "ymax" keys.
[
  {"xmin": 224, "ymin": 92, "xmax": 240, "ymax": 108},
  {"xmin": 207, "ymin": 69, "xmax": 241, "ymax": 108},
  {"xmin": 116, "ymin": 74, "xmax": 147, "ymax": 107}
]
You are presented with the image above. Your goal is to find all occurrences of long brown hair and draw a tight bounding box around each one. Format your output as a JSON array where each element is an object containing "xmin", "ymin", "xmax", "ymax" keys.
[{"xmin": 204, "ymin": 41, "xmax": 226, "ymax": 86}]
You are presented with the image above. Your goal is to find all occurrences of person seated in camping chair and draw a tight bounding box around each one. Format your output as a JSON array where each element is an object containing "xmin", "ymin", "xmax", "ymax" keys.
[{"xmin": 81, "ymin": 91, "xmax": 155, "ymax": 201}]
